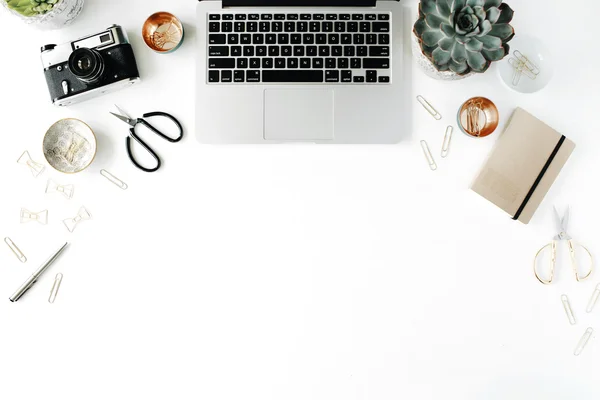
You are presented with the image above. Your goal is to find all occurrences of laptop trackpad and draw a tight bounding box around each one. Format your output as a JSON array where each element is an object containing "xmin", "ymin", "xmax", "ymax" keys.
[{"xmin": 264, "ymin": 89, "xmax": 334, "ymax": 141}]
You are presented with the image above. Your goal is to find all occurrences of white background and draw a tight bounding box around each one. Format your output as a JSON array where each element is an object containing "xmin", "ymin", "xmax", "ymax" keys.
[{"xmin": 1, "ymin": 0, "xmax": 599, "ymax": 399}]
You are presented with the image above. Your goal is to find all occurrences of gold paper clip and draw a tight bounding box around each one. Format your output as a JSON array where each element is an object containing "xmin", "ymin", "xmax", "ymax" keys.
[
  {"xmin": 514, "ymin": 50, "xmax": 540, "ymax": 75},
  {"xmin": 100, "ymin": 169, "xmax": 128, "ymax": 190},
  {"xmin": 441, "ymin": 126, "xmax": 453, "ymax": 158},
  {"xmin": 420, "ymin": 140, "xmax": 437, "ymax": 171},
  {"xmin": 4, "ymin": 237, "xmax": 27, "ymax": 263},
  {"xmin": 574, "ymin": 327, "xmax": 593, "ymax": 356},
  {"xmin": 17, "ymin": 151, "xmax": 45, "ymax": 178},
  {"xmin": 416, "ymin": 95, "xmax": 442, "ymax": 120},
  {"xmin": 561, "ymin": 294, "xmax": 576, "ymax": 325},
  {"xmin": 48, "ymin": 273, "xmax": 63, "ymax": 304},
  {"xmin": 587, "ymin": 283, "xmax": 600, "ymax": 313}
]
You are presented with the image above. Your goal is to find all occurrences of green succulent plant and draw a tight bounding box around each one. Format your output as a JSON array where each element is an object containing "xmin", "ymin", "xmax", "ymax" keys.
[
  {"xmin": 4, "ymin": 0, "xmax": 61, "ymax": 17},
  {"xmin": 414, "ymin": 0, "xmax": 515, "ymax": 75}
]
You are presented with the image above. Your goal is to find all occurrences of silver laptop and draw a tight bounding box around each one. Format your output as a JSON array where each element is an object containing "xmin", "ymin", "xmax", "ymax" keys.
[{"xmin": 196, "ymin": 0, "xmax": 404, "ymax": 144}]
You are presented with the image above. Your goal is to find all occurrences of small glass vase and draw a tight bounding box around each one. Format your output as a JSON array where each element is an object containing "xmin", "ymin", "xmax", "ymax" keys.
[{"xmin": 1, "ymin": 0, "xmax": 84, "ymax": 30}]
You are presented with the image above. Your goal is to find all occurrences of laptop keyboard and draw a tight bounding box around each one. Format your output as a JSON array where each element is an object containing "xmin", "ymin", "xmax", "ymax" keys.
[{"xmin": 206, "ymin": 13, "xmax": 392, "ymax": 84}]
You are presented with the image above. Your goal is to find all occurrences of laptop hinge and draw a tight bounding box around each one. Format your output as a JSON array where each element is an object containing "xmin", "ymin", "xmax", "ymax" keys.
[{"xmin": 221, "ymin": 0, "xmax": 377, "ymax": 7}]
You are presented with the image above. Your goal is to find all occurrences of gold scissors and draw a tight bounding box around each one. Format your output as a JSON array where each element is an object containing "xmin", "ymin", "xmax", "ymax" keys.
[{"xmin": 534, "ymin": 206, "xmax": 593, "ymax": 285}]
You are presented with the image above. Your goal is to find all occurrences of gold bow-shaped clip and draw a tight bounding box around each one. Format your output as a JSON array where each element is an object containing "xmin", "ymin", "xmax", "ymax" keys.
[
  {"xmin": 46, "ymin": 179, "xmax": 74, "ymax": 199},
  {"xmin": 63, "ymin": 206, "xmax": 92, "ymax": 233},
  {"xmin": 17, "ymin": 151, "xmax": 45, "ymax": 178},
  {"xmin": 20, "ymin": 208, "xmax": 48, "ymax": 225}
]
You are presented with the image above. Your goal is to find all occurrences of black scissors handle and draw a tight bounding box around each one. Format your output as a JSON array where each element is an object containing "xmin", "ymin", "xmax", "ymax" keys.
[
  {"xmin": 138, "ymin": 112, "xmax": 184, "ymax": 143},
  {"xmin": 126, "ymin": 131, "xmax": 162, "ymax": 173}
]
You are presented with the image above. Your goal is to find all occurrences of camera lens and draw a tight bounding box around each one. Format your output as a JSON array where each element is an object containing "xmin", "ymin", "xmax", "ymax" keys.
[{"xmin": 68, "ymin": 48, "xmax": 105, "ymax": 84}]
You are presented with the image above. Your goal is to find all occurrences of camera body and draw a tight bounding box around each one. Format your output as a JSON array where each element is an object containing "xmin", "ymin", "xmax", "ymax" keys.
[{"xmin": 41, "ymin": 25, "xmax": 141, "ymax": 107}]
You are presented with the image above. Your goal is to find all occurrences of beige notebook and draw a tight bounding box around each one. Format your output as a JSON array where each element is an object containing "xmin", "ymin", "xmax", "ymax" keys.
[{"xmin": 471, "ymin": 108, "xmax": 575, "ymax": 224}]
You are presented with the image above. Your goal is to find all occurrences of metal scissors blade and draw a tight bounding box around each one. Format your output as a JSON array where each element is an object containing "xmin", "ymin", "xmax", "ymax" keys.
[
  {"xmin": 110, "ymin": 105, "xmax": 137, "ymax": 127},
  {"xmin": 553, "ymin": 206, "xmax": 571, "ymax": 240}
]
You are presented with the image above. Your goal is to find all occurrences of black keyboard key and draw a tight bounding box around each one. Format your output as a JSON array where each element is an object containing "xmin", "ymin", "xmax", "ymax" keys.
[
  {"xmin": 266, "ymin": 34, "xmax": 277, "ymax": 44},
  {"xmin": 241, "ymin": 34, "xmax": 251, "ymax": 44},
  {"xmin": 287, "ymin": 58, "xmax": 299, "ymax": 68},
  {"xmin": 208, "ymin": 70, "xmax": 219, "ymax": 82},
  {"xmin": 304, "ymin": 34, "xmax": 315, "ymax": 44},
  {"xmin": 228, "ymin": 34, "xmax": 239, "ymax": 44},
  {"xmin": 378, "ymin": 14, "xmax": 390, "ymax": 20},
  {"xmin": 260, "ymin": 22, "xmax": 270, "ymax": 32},
  {"xmin": 340, "ymin": 14, "xmax": 351, "ymax": 21},
  {"xmin": 326, "ymin": 14, "xmax": 337, "ymax": 20},
  {"xmin": 379, "ymin": 76, "xmax": 390, "ymax": 83},
  {"xmin": 274, "ymin": 14, "xmax": 286, "ymax": 20},
  {"xmin": 357, "ymin": 46, "xmax": 368, "ymax": 56},
  {"xmin": 338, "ymin": 58, "xmax": 349, "ymax": 69},
  {"xmin": 352, "ymin": 14, "xmax": 363, "ymax": 20},
  {"xmin": 209, "ymin": 34, "xmax": 226, "ymax": 44},
  {"xmin": 351, "ymin": 58, "xmax": 361, "ymax": 68},
  {"xmin": 316, "ymin": 34, "xmax": 327, "ymax": 44},
  {"xmin": 366, "ymin": 34, "xmax": 377, "ymax": 45},
  {"xmin": 300, "ymin": 58, "xmax": 311, "ymax": 68},
  {"xmin": 310, "ymin": 22, "xmax": 320, "ymax": 32},
  {"xmin": 262, "ymin": 14, "xmax": 273, "ymax": 20},
  {"xmin": 335, "ymin": 22, "xmax": 345, "ymax": 32},
  {"xmin": 332, "ymin": 46, "xmax": 342, "ymax": 56},
  {"xmin": 262, "ymin": 58, "xmax": 273, "ymax": 68},
  {"xmin": 209, "ymin": 46, "xmax": 229, "ymax": 56},
  {"xmin": 323, "ymin": 22, "xmax": 333, "ymax": 32},
  {"xmin": 354, "ymin": 76, "xmax": 365, "ymax": 82},
  {"xmin": 344, "ymin": 46, "xmax": 355, "ymax": 57},
  {"xmin": 373, "ymin": 22, "xmax": 390, "ymax": 32},
  {"xmin": 249, "ymin": 14, "xmax": 260, "ymax": 20},
  {"xmin": 253, "ymin": 34, "xmax": 264, "ymax": 44},
  {"xmin": 291, "ymin": 34, "xmax": 302, "ymax": 44},
  {"xmin": 287, "ymin": 14, "xmax": 299, "ymax": 20},
  {"xmin": 379, "ymin": 34, "xmax": 390, "ymax": 44},
  {"xmin": 365, "ymin": 14, "xmax": 376, "ymax": 20},
  {"xmin": 234, "ymin": 22, "xmax": 245, "ymax": 32},
  {"xmin": 208, "ymin": 58, "xmax": 235, "ymax": 69},
  {"xmin": 209, "ymin": 22, "xmax": 220, "ymax": 32},
  {"xmin": 247, "ymin": 70, "xmax": 260, "ymax": 82},
  {"xmin": 354, "ymin": 34, "xmax": 365, "ymax": 45},
  {"xmin": 231, "ymin": 46, "xmax": 242, "ymax": 56},
  {"xmin": 341, "ymin": 34, "xmax": 352, "ymax": 44},
  {"xmin": 209, "ymin": 14, "xmax": 220, "ymax": 21},
  {"xmin": 298, "ymin": 22, "xmax": 308, "ymax": 32},
  {"xmin": 325, "ymin": 70, "xmax": 339, "ymax": 82},
  {"xmin": 243, "ymin": 46, "xmax": 254, "ymax": 56},
  {"xmin": 234, "ymin": 70, "xmax": 245, "ymax": 82},
  {"xmin": 369, "ymin": 46, "xmax": 390, "ymax": 57},
  {"xmin": 237, "ymin": 58, "xmax": 248, "ymax": 69},
  {"xmin": 360, "ymin": 22, "xmax": 370, "ymax": 32},
  {"xmin": 313, "ymin": 58, "xmax": 324, "ymax": 68},
  {"xmin": 342, "ymin": 70, "xmax": 352, "ymax": 82},
  {"xmin": 278, "ymin": 33, "xmax": 289, "ymax": 44},
  {"xmin": 300, "ymin": 14, "xmax": 311, "ymax": 20},
  {"xmin": 281, "ymin": 46, "xmax": 292, "ymax": 56},
  {"xmin": 307, "ymin": 46, "xmax": 317, "ymax": 56},
  {"xmin": 319, "ymin": 46, "xmax": 330, "ymax": 56},
  {"xmin": 328, "ymin": 34, "xmax": 340, "ymax": 44},
  {"xmin": 294, "ymin": 46, "xmax": 304, "ymax": 56},
  {"xmin": 275, "ymin": 58, "xmax": 286, "ymax": 68},
  {"xmin": 313, "ymin": 14, "xmax": 325, "ymax": 20},
  {"xmin": 366, "ymin": 70, "xmax": 377, "ymax": 82},
  {"xmin": 347, "ymin": 22, "xmax": 358, "ymax": 32},
  {"xmin": 256, "ymin": 46, "xmax": 267, "ymax": 56},
  {"xmin": 222, "ymin": 22, "xmax": 233, "ymax": 32},
  {"xmin": 268, "ymin": 46, "xmax": 279, "ymax": 56},
  {"xmin": 247, "ymin": 22, "xmax": 258, "ymax": 32},
  {"xmin": 235, "ymin": 14, "xmax": 246, "ymax": 20},
  {"xmin": 272, "ymin": 22, "xmax": 283, "ymax": 32},
  {"xmin": 250, "ymin": 58, "xmax": 260, "ymax": 68},
  {"xmin": 221, "ymin": 70, "xmax": 232, "ymax": 82},
  {"xmin": 285, "ymin": 22, "xmax": 295, "ymax": 32},
  {"xmin": 262, "ymin": 70, "xmax": 323, "ymax": 83},
  {"xmin": 222, "ymin": 14, "xmax": 234, "ymax": 20},
  {"xmin": 363, "ymin": 58, "xmax": 390, "ymax": 68},
  {"xmin": 326, "ymin": 58, "xmax": 336, "ymax": 69}
]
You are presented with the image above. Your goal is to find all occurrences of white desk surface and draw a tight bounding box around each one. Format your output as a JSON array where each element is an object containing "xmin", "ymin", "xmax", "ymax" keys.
[{"xmin": 1, "ymin": 0, "xmax": 599, "ymax": 399}]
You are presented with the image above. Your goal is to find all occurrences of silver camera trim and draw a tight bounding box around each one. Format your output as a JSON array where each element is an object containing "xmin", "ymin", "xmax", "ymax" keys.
[{"xmin": 41, "ymin": 25, "xmax": 130, "ymax": 69}]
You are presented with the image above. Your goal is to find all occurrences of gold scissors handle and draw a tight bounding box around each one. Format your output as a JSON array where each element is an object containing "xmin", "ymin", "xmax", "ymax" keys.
[
  {"xmin": 569, "ymin": 240, "xmax": 593, "ymax": 282},
  {"xmin": 534, "ymin": 241, "xmax": 556, "ymax": 285}
]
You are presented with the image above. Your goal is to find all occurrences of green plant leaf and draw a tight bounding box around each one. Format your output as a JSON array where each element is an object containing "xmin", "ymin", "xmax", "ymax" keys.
[
  {"xmin": 478, "ymin": 34, "xmax": 502, "ymax": 49},
  {"xmin": 420, "ymin": 0, "xmax": 439, "ymax": 15},
  {"xmin": 489, "ymin": 23, "xmax": 514, "ymax": 40},
  {"xmin": 439, "ymin": 36, "xmax": 455, "ymax": 51},
  {"xmin": 496, "ymin": 3, "xmax": 514, "ymax": 24},
  {"xmin": 466, "ymin": 0, "xmax": 484, "ymax": 7},
  {"xmin": 449, "ymin": 59, "xmax": 469, "ymax": 74},
  {"xmin": 483, "ymin": 0, "xmax": 501, "ymax": 9},
  {"xmin": 465, "ymin": 38, "xmax": 483, "ymax": 51},
  {"xmin": 432, "ymin": 47, "xmax": 452, "ymax": 65},
  {"xmin": 486, "ymin": 6, "xmax": 501, "ymax": 24},
  {"xmin": 477, "ymin": 20, "xmax": 492, "ymax": 36},
  {"xmin": 414, "ymin": 18, "xmax": 429, "ymax": 36},
  {"xmin": 451, "ymin": 0, "xmax": 467, "ymax": 11},
  {"xmin": 422, "ymin": 30, "xmax": 444, "ymax": 46},
  {"xmin": 473, "ymin": 6, "xmax": 486, "ymax": 21},
  {"xmin": 437, "ymin": 0, "xmax": 451, "ymax": 16},
  {"xmin": 451, "ymin": 41, "xmax": 467, "ymax": 63},
  {"xmin": 482, "ymin": 47, "xmax": 506, "ymax": 61},
  {"xmin": 426, "ymin": 13, "xmax": 450, "ymax": 29},
  {"xmin": 440, "ymin": 23, "xmax": 455, "ymax": 37},
  {"xmin": 466, "ymin": 50, "xmax": 489, "ymax": 72}
]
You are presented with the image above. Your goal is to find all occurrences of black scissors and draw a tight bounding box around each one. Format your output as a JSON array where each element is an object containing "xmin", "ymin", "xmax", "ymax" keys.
[{"xmin": 110, "ymin": 105, "xmax": 184, "ymax": 173}]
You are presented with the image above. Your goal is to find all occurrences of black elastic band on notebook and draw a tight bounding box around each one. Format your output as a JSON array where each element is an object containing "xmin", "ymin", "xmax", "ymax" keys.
[{"xmin": 513, "ymin": 135, "xmax": 566, "ymax": 221}]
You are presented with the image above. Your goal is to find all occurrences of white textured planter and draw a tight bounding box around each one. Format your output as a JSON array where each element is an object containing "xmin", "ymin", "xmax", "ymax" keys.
[
  {"xmin": 411, "ymin": 33, "xmax": 475, "ymax": 81},
  {"xmin": 1, "ymin": 0, "xmax": 84, "ymax": 30}
]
